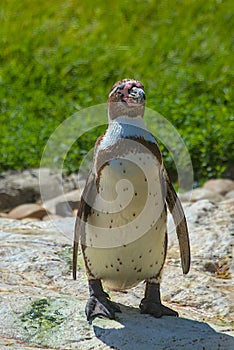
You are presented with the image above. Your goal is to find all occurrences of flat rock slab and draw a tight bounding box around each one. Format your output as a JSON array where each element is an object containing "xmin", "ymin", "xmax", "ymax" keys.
[{"xmin": 0, "ymin": 199, "xmax": 233, "ymax": 349}]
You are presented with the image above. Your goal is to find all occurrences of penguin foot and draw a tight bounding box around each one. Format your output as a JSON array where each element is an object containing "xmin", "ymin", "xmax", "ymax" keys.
[
  {"xmin": 85, "ymin": 279, "xmax": 121, "ymax": 323},
  {"xmin": 85, "ymin": 295, "xmax": 121, "ymax": 323},
  {"xmin": 139, "ymin": 299, "xmax": 178, "ymax": 318},
  {"xmin": 140, "ymin": 281, "xmax": 179, "ymax": 318}
]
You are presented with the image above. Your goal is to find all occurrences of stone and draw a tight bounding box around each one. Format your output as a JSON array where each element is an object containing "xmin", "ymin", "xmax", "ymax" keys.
[
  {"xmin": 225, "ymin": 190, "xmax": 234, "ymax": 199},
  {"xmin": 21, "ymin": 217, "xmax": 41, "ymax": 223},
  {"xmin": 7, "ymin": 203, "xmax": 48, "ymax": 220},
  {"xmin": 42, "ymin": 189, "xmax": 82, "ymax": 216},
  {"xmin": 0, "ymin": 168, "xmax": 62, "ymax": 211},
  {"xmin": 0, "ymin": 168, "xmax": 86, "ymax": 212},
  {"xmin": 203, "ymin": 178, "xmax": 234, "ymax": 195},
  {"xmin": 0, "ymin": 212, "xmax": 9, "ymax": 218},
  {"xmin": 178, "ymin": 188, "xmax": 223, "ymax": 203},
  {"xmin": 204, "ymin": 261, "xmax": 218, "ymax": 273},
  {"xmin": 183, "ymin": 199, "xmax": 218, "ymax": 224},
  {"xmin": 63, "ymin": 171, "xmax": 88, "ymax": 193},
  {"xmin": 42, "ymin": 214, "xmax": 63, "ymax": 221},
  {"xmin": 0, "ymin": 198, "xmax": 233, "ymax": 349}
]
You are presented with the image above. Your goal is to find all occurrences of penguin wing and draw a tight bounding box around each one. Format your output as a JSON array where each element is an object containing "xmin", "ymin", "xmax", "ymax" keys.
[
  {"xmin": 72, "ymin": 170, "xmax": 97, "ymax": 280},
  {"xmin": 163, "ymin": 168, "xmax": 191, "ymax": 274},
  {"xmin": 73, "ymin": 135, "xmax": 106, "ymax": 280}
]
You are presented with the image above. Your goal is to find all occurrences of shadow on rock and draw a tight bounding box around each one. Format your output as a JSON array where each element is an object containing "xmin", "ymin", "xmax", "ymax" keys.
[{"xmin": 93, "ymin": 304, "xmax": 234, "ymax": 350}]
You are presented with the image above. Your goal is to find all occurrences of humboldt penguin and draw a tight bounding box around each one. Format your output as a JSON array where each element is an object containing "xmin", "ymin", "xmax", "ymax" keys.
[{"xmin": 73, "ymin": 78, "xmax": 190, "ymax": 323}]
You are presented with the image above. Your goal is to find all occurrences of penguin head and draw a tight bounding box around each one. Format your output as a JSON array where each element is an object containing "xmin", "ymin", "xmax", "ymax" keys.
[{"xmin": 108, "ymin": 79, "xmax": 145, "ymax": 121}]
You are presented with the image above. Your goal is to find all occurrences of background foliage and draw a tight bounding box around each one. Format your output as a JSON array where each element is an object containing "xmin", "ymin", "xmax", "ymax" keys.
[{"xmin": 0, "ymin": 0, "xmax": 233, "ymax": 185}]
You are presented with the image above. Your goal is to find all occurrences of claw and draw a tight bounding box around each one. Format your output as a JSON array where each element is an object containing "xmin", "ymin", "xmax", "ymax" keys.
[{"xmin": 85, "ymin": 296, "xmax": 121, "ymax": 324}]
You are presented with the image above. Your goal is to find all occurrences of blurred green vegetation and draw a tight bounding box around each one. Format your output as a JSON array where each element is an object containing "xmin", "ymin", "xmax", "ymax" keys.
[{"xmin": 0, "ymin": 0, "xmax": 233, "ymax": 184}]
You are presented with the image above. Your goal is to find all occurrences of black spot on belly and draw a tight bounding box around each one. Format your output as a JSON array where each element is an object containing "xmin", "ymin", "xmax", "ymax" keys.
[
  {"xmin": 149, "ymin": 249, "xmax": 152, "ymax": 253},
  {"xmin": 139, "ymin": 255, "xmax": 142, "ymax": 259},
  {"xmin": 111, "ymin": 264, "xmax": 113, "ymax": 268},
  {"xmin": 116, "ymin": 268, "xmax": 120, "ymax": 272},
  {"xmin": 105, "ymin": 265, "xmax": 108, "ymax": 268},
  {"xmin": 137, "ymin": 268, "xmax": 142, "ymax": 273}
]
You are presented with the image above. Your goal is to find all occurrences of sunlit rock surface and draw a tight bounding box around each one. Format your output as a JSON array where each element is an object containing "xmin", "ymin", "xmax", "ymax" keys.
[{"xmin": 0, "ymin": 199, "xmax": 233, "ymax": 349}]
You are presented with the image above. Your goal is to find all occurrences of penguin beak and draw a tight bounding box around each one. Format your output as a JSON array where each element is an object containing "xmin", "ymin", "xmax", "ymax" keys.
[{"xmin": 123, "ymin": 86, "xmax": 145, "ymax": 106}]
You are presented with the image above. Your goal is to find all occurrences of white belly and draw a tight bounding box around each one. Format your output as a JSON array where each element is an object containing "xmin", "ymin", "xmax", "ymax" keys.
[{"xmin": 82, "ymin": 152, "xmax": 167, "ymax": 290}]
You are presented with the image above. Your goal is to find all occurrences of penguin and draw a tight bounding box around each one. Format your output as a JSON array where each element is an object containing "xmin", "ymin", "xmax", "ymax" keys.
[{"xmin": 73, "ymin": 78, "xmax": 190, "ymax": 323}]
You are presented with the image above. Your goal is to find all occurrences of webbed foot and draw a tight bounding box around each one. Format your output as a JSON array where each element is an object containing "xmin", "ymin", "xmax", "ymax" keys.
[
  {"xmin": 86, "ymin": 279, "xmax": 121, "ymax": 324},
  {"xmin": 140, "ymin": 298, "xmax": 178, "ymax": 317},
  {"xmin": 140, "ymin": 281, "xmax": 178, "ymax": 318}
]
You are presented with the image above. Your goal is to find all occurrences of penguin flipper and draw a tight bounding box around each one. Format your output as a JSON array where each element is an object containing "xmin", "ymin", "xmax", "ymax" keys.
[
  {"xmin": 163, "ymin": 169, "xmax": 191, "ymax": 274},
  {"xmin": 72, "ymin": 171, "xmax": 97, "ymax": 280}
]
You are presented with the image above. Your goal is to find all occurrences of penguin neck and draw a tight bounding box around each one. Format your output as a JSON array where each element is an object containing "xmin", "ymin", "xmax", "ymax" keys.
[
  {"xmin": 103, "ymin": 115, "xmax": 155, "ymax": 143},
  {"xmin": 108, "ymin": 115, "xmax": 147, "ymax": 130}
]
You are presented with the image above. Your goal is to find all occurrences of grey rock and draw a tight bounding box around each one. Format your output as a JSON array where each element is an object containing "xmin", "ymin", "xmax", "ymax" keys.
[
  {"xmin": 178, "ymin": 188, "xmax": 223, "ymax": 203},
  {"xmin": 0, "ymin": 168, "xmax": 87, "ymax": 212},
  {"xmin": 184, "ymin": 199, "xmax": 218, "ymax": 224},
  {"xmin": 0, "ymin": 198, "xmax": 233, "ymax": 349},
  {"xmin": 225, "ymin": 190, "xmax": 234, "ymax": 199},
  {"xmin": 203, "ymin": 178, "xmax": 234, "ymax": 195},
  {"xmin": 43, "ymin": 189, "xmax": 83, "ymax": 216},
  {"xmin": 0, "ymin": 168, "xmax": 62, "ymax": 211}
]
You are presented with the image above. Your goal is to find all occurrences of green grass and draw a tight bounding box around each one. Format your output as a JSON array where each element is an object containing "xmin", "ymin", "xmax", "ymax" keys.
[{"xmin": 0, "ymin": 0, "xmax": 233, "ymax": 184}]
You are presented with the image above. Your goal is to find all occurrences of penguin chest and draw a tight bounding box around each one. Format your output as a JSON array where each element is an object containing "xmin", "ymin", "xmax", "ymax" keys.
[{"xmin": 82, "ymin": 152, "xmax": 167, "ymax": 290}]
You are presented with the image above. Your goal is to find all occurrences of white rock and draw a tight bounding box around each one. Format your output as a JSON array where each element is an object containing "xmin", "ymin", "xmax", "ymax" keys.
[
  {"xmin": 203, "ymin": 178, "xmax": 234, "ymax": 195},
  {"xmin": 178, "ymin": 188, "xmax": 223, "ymax": 203},
  {"xmin": 0, "ymin": 199, "xmax": 233, "ymax": 349},
  {"xmin": 225, "ymin": 190, "xmax": 234, "ymax": 199},
  {"xmin": 42, "ymin": 189, "xmax": 83, "ymax": 216}
]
